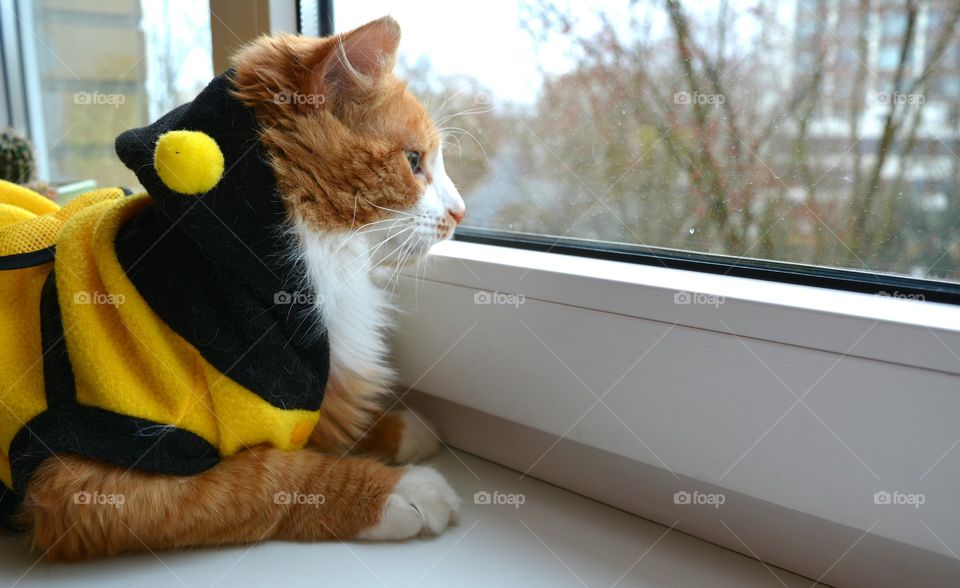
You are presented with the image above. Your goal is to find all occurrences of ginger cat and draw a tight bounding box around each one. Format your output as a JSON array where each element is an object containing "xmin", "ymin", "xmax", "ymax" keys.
[{"xmin": 9, "ymin": 16, "xmax": 465, "ymax": 560}]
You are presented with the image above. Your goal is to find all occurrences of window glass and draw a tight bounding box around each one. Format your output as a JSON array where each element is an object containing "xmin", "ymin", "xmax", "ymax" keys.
[
  {"xmin": 16, "ymin": 0, "xmax": 212, "ymax": 193},
  {"xmin": 337, "ymin": 0, "xmax": 960, "ymax": 284}
]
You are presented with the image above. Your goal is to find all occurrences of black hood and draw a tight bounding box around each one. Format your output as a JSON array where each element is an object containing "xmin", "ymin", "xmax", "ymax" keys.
[
  {"xmin": 112, "ymin": 69, "xmax": 328, "ymax": 413},
  {"xmin": 115, "ymin": 69, "xmax": 292, "ymax": 291}
]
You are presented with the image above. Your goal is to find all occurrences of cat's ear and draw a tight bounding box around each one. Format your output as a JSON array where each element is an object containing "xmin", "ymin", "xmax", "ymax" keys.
[{"xmin": 310, "ymin": 16, "xmax": 401, "ymax": 104}]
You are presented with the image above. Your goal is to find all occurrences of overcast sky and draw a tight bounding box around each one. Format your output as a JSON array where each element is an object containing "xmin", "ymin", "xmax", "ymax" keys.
[
  {"xmin": 337, "ymin": 1, "xmax": 566, "ymax": 104},
  {"xmin": 337, "ymin": 1, "xmax": 794, "ymax": 106},
  {"xmin": 139, "ymin": 1, "xmax": 793, "ymax": 110}
]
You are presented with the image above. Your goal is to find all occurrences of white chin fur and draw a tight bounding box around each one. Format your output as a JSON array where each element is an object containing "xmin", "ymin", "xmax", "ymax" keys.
[
  {"xmin": 292, "ymin": 215, "xmax": 442, "ymax": 379},
  {"xmin": 293, "ymin": 218, "xmax": 396, "ymax": 379}
]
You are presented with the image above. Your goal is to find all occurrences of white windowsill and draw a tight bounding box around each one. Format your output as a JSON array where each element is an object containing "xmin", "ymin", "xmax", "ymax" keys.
[
  {"xmin": 413, "ymin": 240, "xmax": 960, "ymax": 375},
  {"xmin": 391, "ymin": 239, "xmax": 960, "ymax": 587}
]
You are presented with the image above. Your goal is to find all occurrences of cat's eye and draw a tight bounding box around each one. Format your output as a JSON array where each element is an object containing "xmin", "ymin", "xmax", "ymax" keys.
[{"xmin": 406, "ymin": 150, "xmax": 422, "ymax": 174}]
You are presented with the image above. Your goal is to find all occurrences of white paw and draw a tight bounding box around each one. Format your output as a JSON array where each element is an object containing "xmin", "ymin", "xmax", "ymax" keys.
[
  {"xmin": 394, "ymin": 410, "xmax": 440, "ymax": 463},
  {"xmin": 357, "ymin": 466, "xmax": 460, "ymax": 540}
]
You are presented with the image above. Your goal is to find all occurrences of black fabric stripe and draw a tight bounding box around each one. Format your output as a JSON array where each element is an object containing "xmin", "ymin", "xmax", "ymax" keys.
[
  {"xmin": 1, "ymin": 405, "xmax": 220, "ymax": 530},
  {"xmin": 39, "ymin": 271, "xmax": 76, "ymax": 407},
  {"xmin": 0, "ymin": 484, "xmax": 19, "ymax": 531},
  {"xmin": 0, "ymin": 247, "xmax": 55, "ymax": 270}
]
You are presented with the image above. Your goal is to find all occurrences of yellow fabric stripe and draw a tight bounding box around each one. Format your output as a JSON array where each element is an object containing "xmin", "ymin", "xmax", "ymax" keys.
[
  {"xmin": 0, "ymin": 263, "xmax": 51, "ymax": 487},
  {"xmin": 204, "ymin": 362, "xmax": 319, "ymax": 456},
  {"xmin": 0, "ymin": 181, "xmax": 60, "ymax": 486},
  {"xmin": 0, "ymin": 180, "xmax": 58, "ymax": 217},
  {"xmin": 0, "ymin": 203, "xmax": 37, "ymax": 231},
  {"xmin": 0, "ymin": 188, "xmax": 126, "ymax": 256}
]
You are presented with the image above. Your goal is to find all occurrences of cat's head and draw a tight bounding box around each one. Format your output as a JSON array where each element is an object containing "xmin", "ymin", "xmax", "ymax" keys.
[
  {"xmin": 114, "ymin": 17, "xmax": 456, "ymax": 288},
  {"xmin": 231, "ymin": 16, "xmax": 464, "ymax": 263}
]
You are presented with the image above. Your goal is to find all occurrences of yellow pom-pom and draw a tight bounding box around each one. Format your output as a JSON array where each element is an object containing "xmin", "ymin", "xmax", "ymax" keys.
[{"xmin": 153, "ymin": 130, "xmax": 224, "ymax": 195}]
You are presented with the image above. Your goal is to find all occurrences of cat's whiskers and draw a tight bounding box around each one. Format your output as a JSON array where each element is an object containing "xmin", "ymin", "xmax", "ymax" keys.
[
  {"xmin": 390, "ymin": 232, "xmax": 417, "ymax": 292},
  {"xmin": 441, "ymin": 134, "xmax": 465, "ymax": 159},
  {"xmin": 383, "ymin": 229, "xmax": 421, "ymax": 299},
  {"xmin": 351, "ymin": 225, "xmax": 414, "ymax": 268},
  {"xmin": 352, "ymin": 216, "xmax": 411, "ymax": 231},
  {"xmin": 340, "ymin": 229, "xmax": 413, "ymax": 292},
  {"xmin": 435, "ymin": 103, "xmax": 494, "ymax": 128},
  {"xmin": 349, "ymin": 189, "xmax": 359, "ymax": 229},
  {"xmin": 333, "ymin": 216, "xmax": 413, "ymax": 260},
  {"xmin": 413, "ymin": 241, "xmax": 433, "ymax": 306},
  {"xmin": 335, "ymin": 217, "xmax": 411, "ymax": 255},
  {"xmin": 432, "ymin": 86, "xmax": 472, "ymax": 120},
  {"xmin": 340, "ymin": 225, "xmax": 416, "ymax": 288},
  {"xmin": 366, "ymin": 201, "xmax": 418, "ymax": 217},
  {"xmin": 440, "ymin": 127, "xmax": 490, "ymax": 166},
  {"xmin": 439, "ymin": 132, "xmax": 471, "ymax": 163},
  {"xmin": 400, "ymin": 236, "xmax": 423, "ymax": 296}
]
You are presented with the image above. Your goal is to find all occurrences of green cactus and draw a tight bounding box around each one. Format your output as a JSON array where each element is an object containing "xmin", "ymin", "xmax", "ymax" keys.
[{"xmin": 0, "ymin": 128, "xmax": 36, "ymax": 184}]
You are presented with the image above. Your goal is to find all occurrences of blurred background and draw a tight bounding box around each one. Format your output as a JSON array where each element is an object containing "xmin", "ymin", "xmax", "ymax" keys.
[
  {"xmin": 2, "ymin": 0, "xmax": 957, "ymax": 283},
  {"xmin": 343, "ymin": 0, "xmax": 960, "ymax": 284}
]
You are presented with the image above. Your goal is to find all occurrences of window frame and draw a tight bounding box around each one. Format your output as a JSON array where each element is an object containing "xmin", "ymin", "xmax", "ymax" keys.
[
  {"xmin": 0, "ymin": 0, "xmax": 50, "ymax": 180},
  {"xmin": 455, "ymin": 227, "xmax": 960, "ymax": 305}
]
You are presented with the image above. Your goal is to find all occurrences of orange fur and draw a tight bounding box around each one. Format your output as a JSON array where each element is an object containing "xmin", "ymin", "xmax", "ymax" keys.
[
  {"xmin": 308, "ymin": 370, "xmax": 385, "ymax": 451},
  {"xmin": 22, "ymin": 448, "xmax": 401, "ymax": 561},
  {"xmin": 310, "ymin": 408, "xmax": 409, "ymax": 463},
  {"xmin": 18, "ymin": 17, "xmax": 448, "ymax": 561},
  {"xmin": 353, "ymin": 412, "xmax": 407, "ymax": 461},
  {"xmin": 231, "ymin": 19, "xmax": 440, "ymax": 232}
]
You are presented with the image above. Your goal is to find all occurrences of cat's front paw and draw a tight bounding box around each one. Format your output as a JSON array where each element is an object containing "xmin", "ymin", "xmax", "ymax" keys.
[
  {"xmin": 393, "ymin": 410, "xmax": 440, "ymax": 463},
  {"xmin": 357, "ymin": 466, "xmax": 460, "ymax": 540}
]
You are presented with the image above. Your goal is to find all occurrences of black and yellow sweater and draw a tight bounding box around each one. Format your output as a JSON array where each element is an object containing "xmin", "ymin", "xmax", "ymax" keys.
[{"xmin": 0, "ymin": 71, "xmax": 329, "ymax": 528}]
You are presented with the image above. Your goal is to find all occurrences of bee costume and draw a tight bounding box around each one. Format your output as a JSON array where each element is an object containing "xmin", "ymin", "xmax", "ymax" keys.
[{"xmin": 0, "ymin": 71, "xmax": 330, "ymax": 528}]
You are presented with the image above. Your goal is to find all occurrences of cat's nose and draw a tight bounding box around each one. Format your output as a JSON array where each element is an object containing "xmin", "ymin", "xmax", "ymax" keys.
[{"xmin": 448, "ymin": 208, "xmax": 464, "ymax": 225}]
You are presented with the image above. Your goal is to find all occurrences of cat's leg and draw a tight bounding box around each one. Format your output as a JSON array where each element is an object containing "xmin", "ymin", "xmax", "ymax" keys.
[
  {"xmin": 353, "ymin": 409, "xmax": 441, "ymax": 464},
  {"xmin": 22, "ymin": 446, "xmax": 459, "ymax": 562},
  {"xmin": 310, "ymin": 408, "xmax": 441, "ymax": 464},
  {"xmin": 310, "ymin": 374, "xmax": 441, "ymax": 464}
]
